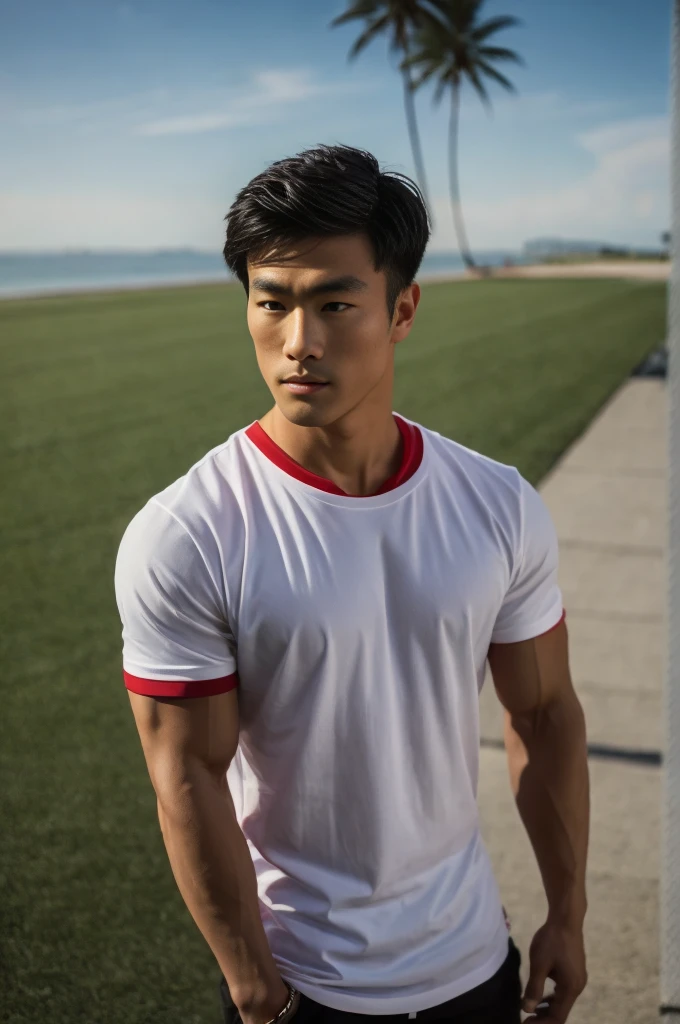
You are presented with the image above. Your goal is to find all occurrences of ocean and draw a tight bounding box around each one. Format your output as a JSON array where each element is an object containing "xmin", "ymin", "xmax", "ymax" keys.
[{"xmin": 0, "ymin": 248, "xmax": 524, "ymax": 299}]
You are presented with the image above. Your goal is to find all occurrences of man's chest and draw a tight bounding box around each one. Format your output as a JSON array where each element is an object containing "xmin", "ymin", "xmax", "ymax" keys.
[{"xmin": 229, "ymin": 490, "xmax": 510, "ymax": 684}]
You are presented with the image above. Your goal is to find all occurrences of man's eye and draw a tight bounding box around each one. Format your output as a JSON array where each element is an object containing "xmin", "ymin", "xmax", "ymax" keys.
[{"xmin": 258, "ymin": 301, "xmax": 351, "ymax": 312}]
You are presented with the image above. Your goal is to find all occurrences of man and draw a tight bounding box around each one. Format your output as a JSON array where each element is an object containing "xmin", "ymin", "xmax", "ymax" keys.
[{"xmin": 115, "ymin": 144, "xmax": 589, "ymax": 1024}]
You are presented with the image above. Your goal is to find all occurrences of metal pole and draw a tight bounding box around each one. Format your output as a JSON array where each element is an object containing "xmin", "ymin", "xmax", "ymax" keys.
[{"xmin": 661, "ymin": 0, "xmax": 680, "ymax": 1013}]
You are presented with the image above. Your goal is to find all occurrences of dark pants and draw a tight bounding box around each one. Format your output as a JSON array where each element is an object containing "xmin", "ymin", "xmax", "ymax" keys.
[{"xmin": 218, "ymin": 939, "xmax": 522, "ymax": 1024}]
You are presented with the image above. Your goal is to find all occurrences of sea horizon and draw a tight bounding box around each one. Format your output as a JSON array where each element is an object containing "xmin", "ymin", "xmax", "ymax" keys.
[{"xmin": 0, "ymin": 247, "xmax": 525, "ymax": 300}]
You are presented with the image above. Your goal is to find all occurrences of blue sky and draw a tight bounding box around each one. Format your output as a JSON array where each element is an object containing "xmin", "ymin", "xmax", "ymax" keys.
[{"xmin": 0, "ymin": 0, "xmax": 672, "ymax": 253}]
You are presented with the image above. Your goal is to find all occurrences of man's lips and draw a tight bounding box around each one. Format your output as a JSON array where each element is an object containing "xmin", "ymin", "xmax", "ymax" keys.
[{"xmin": 281, "ymin": 380, "xmax": 329, "ymax": 394}]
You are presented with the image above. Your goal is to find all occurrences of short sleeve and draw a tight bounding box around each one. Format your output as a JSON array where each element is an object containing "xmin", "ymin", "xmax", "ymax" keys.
[
  {"xmin": 490, "ymin": 475, "xmax": 564, "ymax": 644},
  {"xmin": 114, "ymin": 499, "xmax": 238, "ymax": 697}
]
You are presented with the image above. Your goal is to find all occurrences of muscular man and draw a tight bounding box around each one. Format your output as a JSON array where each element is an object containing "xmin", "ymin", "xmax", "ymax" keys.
[{"xmin": 115, "ymin": 143, "xmax": 589, "ymax": 1024}]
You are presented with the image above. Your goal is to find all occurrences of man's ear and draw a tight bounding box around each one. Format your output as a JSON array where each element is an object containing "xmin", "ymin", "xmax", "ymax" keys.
[{"xmin": 391, "ymin": 283, "xmax": 420, "ymax": 341}]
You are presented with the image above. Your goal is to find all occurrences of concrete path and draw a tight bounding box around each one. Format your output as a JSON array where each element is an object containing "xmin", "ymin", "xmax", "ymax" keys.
[{"xmin": 477, "ymin": 377, "xmax": 666, "ymax": 1022}]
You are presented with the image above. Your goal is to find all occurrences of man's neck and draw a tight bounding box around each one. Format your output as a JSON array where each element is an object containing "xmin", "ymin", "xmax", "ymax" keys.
[{"xmin": 258, "ymin": 404, "xmax": 403, "ymax": 497}]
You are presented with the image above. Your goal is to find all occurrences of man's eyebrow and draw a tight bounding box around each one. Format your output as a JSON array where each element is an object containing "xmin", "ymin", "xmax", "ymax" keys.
[{"xmin": 250, "ymin": 275, "xmax": 369, "ymax": 298}]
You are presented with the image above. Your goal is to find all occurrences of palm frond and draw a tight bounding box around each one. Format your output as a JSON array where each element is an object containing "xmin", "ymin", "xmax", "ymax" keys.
[
  {"xmin": 403, "ymin": 1, "xmax": 521, "ymax": 105},
  {"xmin": 465, "ymin": 64, "xmax": 492, "ymax": 112},
  {"xmin": 475, "ymin": 60, "xmax": 517, "ymax": 93},
  {"xmin": 347, "ymin": 13, "xmax": 392, "ymax": 59},
  {"xmin": 428, "ymin": 0, "xmax": 483, "ymax": 32},
  {"xmin": 471, "ymin": 14, "xmax": 521, "ymax": 43},
  {"xmin": 401, "ymin": 38, "xmax": 447, "ymax": 69},
  {"xmin": 476, "ymin": 45, "xmax": 523, "ymax": 65},
  {"xmin": 404, "ymin": 56, "xmax": 445, "ymax": 92},
  {"xmin": 432, "ymin": 73, "xmax": 452, "ymax": 105},
  {"xmin": 329, "ymin": 0, "xmax": 382, "ymax": 29},
  {"xmin": 401, "ymin": 13, "xmax": 459, "ymax": 101},
  {"xmin": 405, "ymin": 16, "xmax": 458, "ymax": 60}
]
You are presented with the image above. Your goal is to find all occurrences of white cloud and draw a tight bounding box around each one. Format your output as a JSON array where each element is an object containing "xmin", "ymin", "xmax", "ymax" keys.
[
  {"xmin": 135, "ymin": 69, "xmax": 372, "ymax": 136},
  {"xmin": 0, "ymin": 89, "xmax": 169, "ymax": 127},
  {"xmin": 460, "ymin": 89, "xmax": 622, "ymax": 124},
  {"xmin": 251, "ymin": 70, "xmax": 319, "ymax": 104},
  {"xmin": 430, "ymin": 113, "xmax": 670, "ymax": 250},
  {"xmin": 137, "ymin": 110, "xmax": 254, "ymax": 136},
  {"xmin": 0, "ymin": 68, "xmax": 373, "ymax": 137},
  {"xmin": 577, "ymin": 115, "xmax": 668, "ymax": 154}
]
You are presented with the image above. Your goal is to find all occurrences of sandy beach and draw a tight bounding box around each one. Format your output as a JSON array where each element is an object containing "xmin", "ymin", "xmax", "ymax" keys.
[
  {"xmin": 491, "ymin": 259, "xmax": 670, "ymax": 280},
  {"xmin": 420, "ymin": 259, "xmax": 671, "ymax": 283}
]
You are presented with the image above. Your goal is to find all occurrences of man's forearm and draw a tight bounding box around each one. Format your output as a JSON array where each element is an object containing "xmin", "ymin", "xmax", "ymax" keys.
[
  {"xmin": 504, "ymin": 692, "xmax": 590, "ymax": 926},
  {"xmin": 155, "ymin": 761, "xmax": 286, "ymax": 1013}
]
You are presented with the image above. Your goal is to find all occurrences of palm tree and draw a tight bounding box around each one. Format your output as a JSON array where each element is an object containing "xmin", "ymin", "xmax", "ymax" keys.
[
  {"xmin": 402, "ymin": 0, "xmax": 522, "ymax": 270},
  {"xmin": 330, "ymin": 0, "xmax": 444, "ymax": 226}
]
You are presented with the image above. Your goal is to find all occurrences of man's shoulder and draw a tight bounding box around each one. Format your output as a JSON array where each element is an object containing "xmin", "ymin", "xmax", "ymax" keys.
[
  {"xmin": 418, "ymin": 420, "xmax": 523, "ymax": 495},
  {"xmin": 119, "ymin": 428, "xmax": 250, "ymax": 552}
]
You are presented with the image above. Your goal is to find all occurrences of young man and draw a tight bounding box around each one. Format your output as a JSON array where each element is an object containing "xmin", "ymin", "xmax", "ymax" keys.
[{"xmin": 115, "ymin": 144, "xmax": 589, "ymax": 1024}]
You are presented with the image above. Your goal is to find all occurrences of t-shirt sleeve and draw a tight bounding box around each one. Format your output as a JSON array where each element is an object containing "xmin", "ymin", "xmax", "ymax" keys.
[
  {"xmin": 490, "ymin": 474, "xmax": 565, "ymax": 644},
  {"xmin": 114, "ymin": 499, "xmax": 238, "ymax": 697}
]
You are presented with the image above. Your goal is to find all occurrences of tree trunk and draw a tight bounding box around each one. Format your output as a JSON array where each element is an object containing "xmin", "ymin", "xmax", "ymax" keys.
[
  {"xmin": 402, "ymin": 65, "xmax": 434, "ymax": 229},
  {"xmin": 448, "ymin": 81, "xmax": 476, "ymax": 269}
]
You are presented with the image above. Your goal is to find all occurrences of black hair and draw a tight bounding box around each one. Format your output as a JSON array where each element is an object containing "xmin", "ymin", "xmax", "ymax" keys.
[{"xmin": 223, "ymin": 143, "xmax": 431, "ymax": 320}]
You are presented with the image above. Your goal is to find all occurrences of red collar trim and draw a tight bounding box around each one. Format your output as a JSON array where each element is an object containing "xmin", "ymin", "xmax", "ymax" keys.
[{"xmin": 245, "ymin": 415, "xmax": 423, "ymax": 497}]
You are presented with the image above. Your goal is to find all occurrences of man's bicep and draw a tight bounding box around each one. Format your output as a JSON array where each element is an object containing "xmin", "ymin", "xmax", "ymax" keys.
[
  {"xmin": 488, "ymin": 619, "xmax": 575, "ymax": 716},
  {"xmin": 128, "ymin": 689, "xmax": 240, "ymax": 794}
]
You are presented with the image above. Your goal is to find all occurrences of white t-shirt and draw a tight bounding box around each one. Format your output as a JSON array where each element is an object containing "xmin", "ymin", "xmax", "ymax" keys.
[{"xmin": 114, "ymin": 413, "xmax": 564, "ymax": 1014}]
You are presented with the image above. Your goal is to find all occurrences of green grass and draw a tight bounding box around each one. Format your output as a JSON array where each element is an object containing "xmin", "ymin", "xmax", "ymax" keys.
[{"xmin": 0, "ymin": 277, "xmax": 666, "ymax": 1023}]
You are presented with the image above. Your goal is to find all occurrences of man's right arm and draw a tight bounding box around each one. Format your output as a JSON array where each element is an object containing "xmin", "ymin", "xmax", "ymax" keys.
[{"xmin": 128, "ymin": 688, "xmax": 290, "ymax": 1024}]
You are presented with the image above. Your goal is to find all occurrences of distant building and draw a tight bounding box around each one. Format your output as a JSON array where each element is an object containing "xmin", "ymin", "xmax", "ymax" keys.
[{"xmin": 522, "ymin": 238, "xmax": 666, "ymax": 261}]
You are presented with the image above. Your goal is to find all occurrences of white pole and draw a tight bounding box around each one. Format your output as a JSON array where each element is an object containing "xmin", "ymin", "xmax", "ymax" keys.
[{"xmin": 662, "ymin": 0, "xmax": 680, "ymax": 1014}]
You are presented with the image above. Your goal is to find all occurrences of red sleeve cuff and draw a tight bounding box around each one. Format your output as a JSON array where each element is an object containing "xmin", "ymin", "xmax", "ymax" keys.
[
  {"xmin": 540, "ymin": 608, "xmax": 566, "ymax": 635},
  {"xmin": 123, "ymin": 670, "xmax": 239, "ymax": 697}
]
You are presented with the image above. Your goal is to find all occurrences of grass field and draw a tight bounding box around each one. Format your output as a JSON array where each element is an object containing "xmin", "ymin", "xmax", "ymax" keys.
[{"xmin": 1, "ymin": 276, "xmax": 666, "ymax": 1024}]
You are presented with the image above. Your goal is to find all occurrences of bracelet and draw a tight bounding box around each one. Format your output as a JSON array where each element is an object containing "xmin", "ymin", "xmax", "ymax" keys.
[{"xmin": 263, "ymin": 983, "xmax": 300, "ymax": 1024}]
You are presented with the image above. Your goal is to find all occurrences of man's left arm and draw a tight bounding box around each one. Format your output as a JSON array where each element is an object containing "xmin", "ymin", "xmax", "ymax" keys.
[{"xmin": 487, "ymin": 618, "xmax": 590, "ymax": 1022}]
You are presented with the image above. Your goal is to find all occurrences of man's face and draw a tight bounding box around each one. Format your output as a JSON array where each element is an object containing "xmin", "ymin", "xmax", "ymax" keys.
[{"xmin": 246, "ymin": 233, "xmax": 420, "ymax": 428}]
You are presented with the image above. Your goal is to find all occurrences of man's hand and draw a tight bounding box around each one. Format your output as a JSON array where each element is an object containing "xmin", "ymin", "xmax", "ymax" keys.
[{"xmin": 522, "ymin": 921, "xmax": 587, "ymax": 1022}]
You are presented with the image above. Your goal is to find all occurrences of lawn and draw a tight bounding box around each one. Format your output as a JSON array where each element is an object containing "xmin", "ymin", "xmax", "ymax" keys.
[{"xmin": 0, "ymin": 276, "xmax": 666, "ymax": 1024}]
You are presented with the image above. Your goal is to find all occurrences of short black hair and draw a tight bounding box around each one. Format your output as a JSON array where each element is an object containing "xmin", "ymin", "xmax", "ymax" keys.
[{"xmin": 223, "ymin": 143, "xmax": 431, "ymax": 320}]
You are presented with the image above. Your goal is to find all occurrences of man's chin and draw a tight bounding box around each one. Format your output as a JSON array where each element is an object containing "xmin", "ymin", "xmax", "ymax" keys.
[
  {"xmin": 275, "ymin": 396, "xmax": 337, "ymax": 428},
  {"xmin": 280, "ymin": 403, "xmax": 329, "ymax": 423}
]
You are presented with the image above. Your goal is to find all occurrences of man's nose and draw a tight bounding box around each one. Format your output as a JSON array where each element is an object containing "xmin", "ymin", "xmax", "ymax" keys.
[{"xmin": 282, "ymin": 310, "xmax": 325, "ymax": 361}]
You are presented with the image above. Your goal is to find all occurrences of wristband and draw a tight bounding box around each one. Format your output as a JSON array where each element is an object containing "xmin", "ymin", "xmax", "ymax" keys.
[{"xmin": 263, "ymin": 983, "xmax": 300, "ymax": 1024}]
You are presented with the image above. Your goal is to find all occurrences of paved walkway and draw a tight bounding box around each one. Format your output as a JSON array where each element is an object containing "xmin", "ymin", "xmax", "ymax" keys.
[{"xmin": 477, "ymin": 377, "xmax": 666, "ymax": 1022}]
